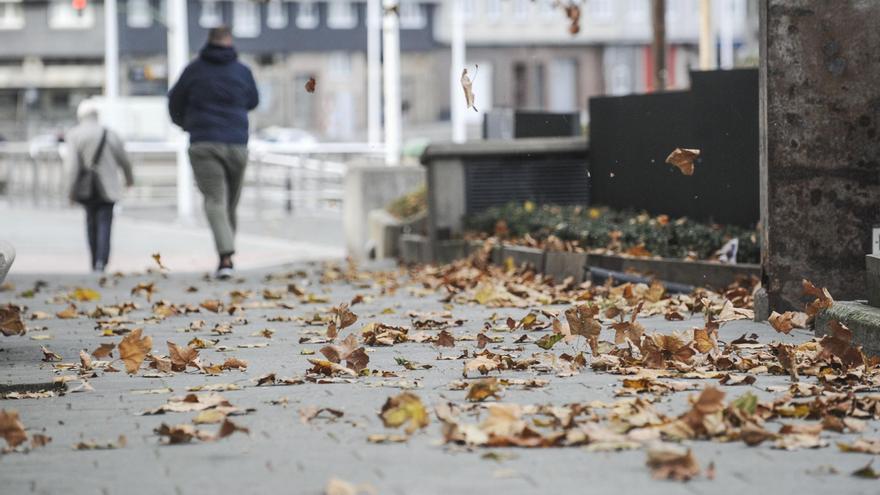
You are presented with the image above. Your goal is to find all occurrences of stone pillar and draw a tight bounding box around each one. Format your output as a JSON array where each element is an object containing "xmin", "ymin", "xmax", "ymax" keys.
[{"xmin": 760, "ymin": 1, "xmax": 880, "ymax": 310}]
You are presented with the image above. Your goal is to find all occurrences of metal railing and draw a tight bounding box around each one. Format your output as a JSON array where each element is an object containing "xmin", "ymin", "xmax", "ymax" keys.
[{"xmin": 0, "ymin": 141, "xmax": 385, "ymax": 216}]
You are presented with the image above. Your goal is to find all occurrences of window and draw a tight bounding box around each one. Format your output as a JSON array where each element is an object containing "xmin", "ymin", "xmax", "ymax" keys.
[
  {"xmin": 327, "ymin": 0, "xmax": 356, "ymax": 29},
  {"xmin": 199, "ymin": 0, "xmax": 222, "ymax": 28},
  {"xmin": 399, "ymin": 0, "xmax": 425, "ymax": 29},
  {"xmin": 539, "ymin": 0, "xmax": 556, "ymax": 18},
  {"xmin": 591, "ymin": 0, "xmax": 613, "ymax": 21},
  {"xmin": 48, "ymin": 0, "xmax": 95, "ymax": 29},
  {"xmin": 0, "ymin": 1, "xmax": 24, "ymax": 30},
  {"xmin": 296, "ymin": 1, "xmax": 318, "ymax": 29},
  {"xmin": 610, "ymin": 64, "xmax": 631, "ymax": 96},
  {"xmin": 462, "ymin": 0, "xmax": 475, "ymax": 20},
  {"xmin": 127, "ymin": 0, "xmax": 153, "ymax": 28},
  {"xmin": 232, "ymin": 0, "xmax": 260, "ymax": 38},
  {"xmin": 266, "ymin": 0, "xmax": 287, "ymax": 29},
  {"xmin": 512, "ymin": 0, "xmax": 528, "ymax": 21},
  {"xmin": 486, "ymin": 0, "xmax": 501, "ymax": 21},
  {"xmin": 628, "ymin": 0, "xmax": 647, "ymax": 22}
]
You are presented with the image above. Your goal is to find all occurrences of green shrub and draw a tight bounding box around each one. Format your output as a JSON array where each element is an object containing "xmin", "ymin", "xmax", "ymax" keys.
[{"xmin": 466, "ymin": 203, "xmax": 759, "ymax": 263}]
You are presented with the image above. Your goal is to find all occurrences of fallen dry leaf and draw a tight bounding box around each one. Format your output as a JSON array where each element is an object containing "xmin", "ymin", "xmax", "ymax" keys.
[
  {"xmin": 646, "ymin": 443, "xmax": 701, "ymax": 481},
  {"xmin": 0, "ymin": 409, "xmax": 28, "ymax": 448},
  {"xmin": 0, "ymin": 305, "xmax": 26, "ymax": 336},
  {"xmin": 380, "ymin": 392, "xmax": 429, "ymax": 434},
  {"xmin": 119, "ymin": 329, "xmax": 153, "ymax": 374}
]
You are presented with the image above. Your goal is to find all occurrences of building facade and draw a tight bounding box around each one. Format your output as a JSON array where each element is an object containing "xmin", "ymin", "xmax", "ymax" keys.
[{"xmin": 0, "ymin": 0, "xmax": 758, "ymax": 141}]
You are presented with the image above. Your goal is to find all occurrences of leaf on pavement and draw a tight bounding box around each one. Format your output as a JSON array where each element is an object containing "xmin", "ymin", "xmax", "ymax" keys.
[
  {"xmin": 167, "ymin": 341, "xmax": 199, "ymax": 372},
  {"xmin": 0, "ymin": 305, "xmax": 26, "ymax": 336},
  {"xmin": 379, "ymin": 392, "xmax": 429, "ymax": 434},
  {"xmin": 646, "ymin": 444, "xmax": 701, "ymax": 481},
  {"xmin": 0, "ymin": 409, "xmax": 28, "ymax": 448},
  {"xmin": 119, "ymin": 329, "xmax": 153, "ymax": 374}
]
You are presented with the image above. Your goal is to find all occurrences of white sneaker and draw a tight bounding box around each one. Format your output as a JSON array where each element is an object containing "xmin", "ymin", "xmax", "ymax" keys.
[{"xmin": 216, "ymin": 265, "xmax": 234, "ymax": 280}]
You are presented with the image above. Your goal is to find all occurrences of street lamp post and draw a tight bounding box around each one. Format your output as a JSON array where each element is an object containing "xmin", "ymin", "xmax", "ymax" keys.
[
  {"xmin": 382, "ymin": 0, "xmax": 401, "ymax": 165},
  {"xmin": 450, "ymin": 0, "xmax": 466, "ymax": 143},
  {"xmin": 167, "ymin": 0, "xmax": 194, "ymax": 221},
  {"xmin": 367, "ymin": 0, "xmax": 382, "ymax": 146},
  {"xmin": 103, "ymin": 0, "xmax": 119, "ymax": 99}
]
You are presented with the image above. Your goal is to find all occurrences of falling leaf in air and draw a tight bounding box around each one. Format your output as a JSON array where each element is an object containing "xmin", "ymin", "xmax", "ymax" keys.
[
  {"xmin": 461, "ymin": 67, "xmax": 478, "ymax": 112},
  {"xmin": 151, "ymin": 253, "xmax": 167, "ymax": 270},
  {"xmin": 119, "ymin": 328, "xmax": 153, "ymax": 374},
  {"xmin": 0, "ymin": 305, "xmax": 25, "ymax": 336},
  {"xmin": 665, "ymin": 148, "xmax": 700, "ymax": 176},
  {"xmin": 564, "ymin": 3, "xmax": 581, "ymax": 35},
  {"xmin": 0, "ymin": 409, "xmax": 28, "ymax": 448},
  {"xmin": 305, "ymin": 77, "xmax": 316, "ymax": 94},
  {"xmin": 379, "ymin": 392, "xmax": 429, "ymax": 434},
  {"xmin": 768, "ymin": 311, "xmax": 808, "ymax": 335}
]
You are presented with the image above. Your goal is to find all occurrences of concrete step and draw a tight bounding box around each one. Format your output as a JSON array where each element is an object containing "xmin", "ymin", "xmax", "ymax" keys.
[{"xmin": 815, "ymin": 300, "xmax": 880, "ymax": 356}]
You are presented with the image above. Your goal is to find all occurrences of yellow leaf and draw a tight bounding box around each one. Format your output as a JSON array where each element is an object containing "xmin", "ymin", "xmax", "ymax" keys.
[{"xmin": 379, "ymin": 392, "xmax": 429, "ymax": 434}]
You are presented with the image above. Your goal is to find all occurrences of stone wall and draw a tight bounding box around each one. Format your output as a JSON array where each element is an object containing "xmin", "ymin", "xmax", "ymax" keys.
[{"xmin": 760, "ymin": 1, "xmax": 880, "ymax": 309}]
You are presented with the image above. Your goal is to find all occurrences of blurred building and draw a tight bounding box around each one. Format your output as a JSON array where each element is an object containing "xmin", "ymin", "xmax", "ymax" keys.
[
  {"xmin": 0, "ymin": 0, "xmax": 758, "ymax": 141},
  {"xmin": 432, "ymin": 0, "xmax": 759, "ymax": 122}
]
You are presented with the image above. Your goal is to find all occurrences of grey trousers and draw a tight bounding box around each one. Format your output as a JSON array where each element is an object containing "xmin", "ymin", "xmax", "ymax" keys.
[{"xmin": 188, "ymin": 142, "xmax": 248, "ymax": 256}]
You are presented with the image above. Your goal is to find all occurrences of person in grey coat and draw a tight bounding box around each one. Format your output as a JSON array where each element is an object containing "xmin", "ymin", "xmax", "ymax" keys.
[{"xmin": 66, "ymin": 103, "xmax": 134, "ymax": 272}]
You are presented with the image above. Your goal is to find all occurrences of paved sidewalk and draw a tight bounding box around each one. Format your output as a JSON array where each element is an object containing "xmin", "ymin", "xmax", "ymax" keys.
[
  {"xmin": 0, "ymin": 263, "xmax": 878, "ymax": 495},
  {"xmin": 0, "ymin": 206, "xmax": 345, "ymax": 274}
]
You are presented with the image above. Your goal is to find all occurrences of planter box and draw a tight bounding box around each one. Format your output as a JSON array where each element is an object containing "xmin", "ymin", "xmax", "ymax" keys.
[
  {"xmin": 399, "ymin": 234, "xmax": 429, "ymax": 264},
  {"xmin": 501, "ymin": 245, "xmax": 546, "ymax": 272},
  {"xmin": 868, "ymin": 255, "xmax": 880, "ymax": 308},
  {"xmin": 544, "ymin": 251, "xmax": 588, "ymax": 283},
  {"xmin": 468, "ymin": 241, "xmax": 502, "ymax": 265},
  {"xmin": 435, "ymin": 240, "xmax": 468, "ymax": 264},
  {"xmin": 586, "ymin": 253, "xmax": 760, "ymax": 290}
]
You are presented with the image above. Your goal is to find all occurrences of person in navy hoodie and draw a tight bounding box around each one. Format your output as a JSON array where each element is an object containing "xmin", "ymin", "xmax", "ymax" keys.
[{"xmin": 168, "ymin": 26, "xmax": 259, "ymax": 279}]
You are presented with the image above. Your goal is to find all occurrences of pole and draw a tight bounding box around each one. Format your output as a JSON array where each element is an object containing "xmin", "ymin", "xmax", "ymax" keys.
[
  {"xmin": 651, "ymin": 0, "xmax": 666, "ymax": 91},
  {"xmin": 103, "ymin": 0, "xmax": 119, "ymax": 99},
  {"xmin": 167, "ymin": 0, "xmax": 193, "ymax": 220},
  {"xmin": 450, "ymin": 0, "xmax": 466, "ymax": 143},
  {"xmin": 698, "ymin": 0, "xmax": 716, "ymax": 70},
  {"xmin": 367, "ymin": 0, "xmax": 381, "ymax": 145},
  {"xmin": 719, "ymin": 0, "xmax": 735, "ymax": 69},
  {"xmin": 382, "ymin": 0, "xmax": 401, "ymax": 165}
]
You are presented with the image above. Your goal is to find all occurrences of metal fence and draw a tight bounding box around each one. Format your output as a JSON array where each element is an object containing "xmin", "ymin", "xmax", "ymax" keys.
[{"xmin": 0, "ymin": 141, "xmax": 384, "ymax": 216}]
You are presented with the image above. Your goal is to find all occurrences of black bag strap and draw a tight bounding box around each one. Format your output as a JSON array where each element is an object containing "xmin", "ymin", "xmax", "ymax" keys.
[{"xmin": 90, "ymin": 128, "xmax": 108, "ymax": 169}]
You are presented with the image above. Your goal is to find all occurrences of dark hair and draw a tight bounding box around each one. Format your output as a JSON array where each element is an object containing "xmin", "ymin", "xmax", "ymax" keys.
[{"xmin": 208, "ymin": 26, "xmax": 233, "ymax": 44}]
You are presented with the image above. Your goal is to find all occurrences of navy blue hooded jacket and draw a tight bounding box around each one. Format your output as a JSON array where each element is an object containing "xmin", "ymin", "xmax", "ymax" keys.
[{"xmin": 167, "ymin": 44, "xmax": 259, "ymax": 145}]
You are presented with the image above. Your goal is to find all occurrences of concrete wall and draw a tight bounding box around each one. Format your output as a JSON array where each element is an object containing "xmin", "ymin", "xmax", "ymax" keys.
[
  {"xmin": 343, "ymin": 164, "xmax": 425, "ymax": 260},
  {"xmin": 760, "ymin": 0, "xmax": 880, "ymax": 309}
]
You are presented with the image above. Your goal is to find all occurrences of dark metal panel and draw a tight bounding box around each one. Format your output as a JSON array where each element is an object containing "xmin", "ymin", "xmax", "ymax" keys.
[
  {"xmin": 588, "ymin": 69, "xmax": 759, "ymax": 228},
  {"xmin": 464, "ymin": 156, "xmax": 589, "ymax": 214}
]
